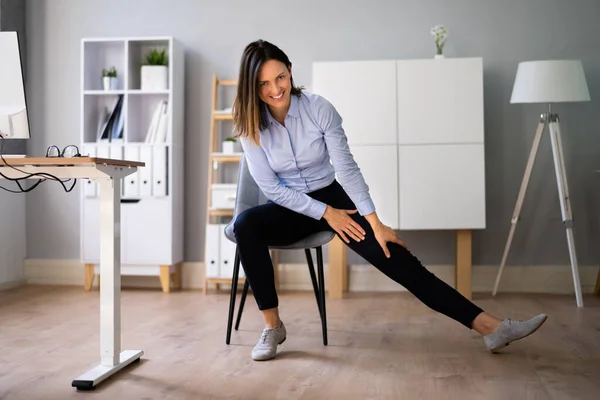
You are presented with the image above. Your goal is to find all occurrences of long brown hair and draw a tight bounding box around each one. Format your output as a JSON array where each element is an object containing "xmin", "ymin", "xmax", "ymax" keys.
[{"xmin": 232, "ymin": 40, "xmax": 303, "ymax": 145}]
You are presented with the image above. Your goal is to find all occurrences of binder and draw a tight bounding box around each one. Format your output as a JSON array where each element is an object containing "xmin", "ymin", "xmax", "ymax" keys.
[
  {"xmin": 139, "ymin": 145, "xmax": 153, "ymax": 197},
  {"xmin": 152, "ymin": 145, "xmax": 167, "ymax": 197},
  {"xmin": 82, "ymin": 144, "xmax": 97, "ymax": 197},
  {"xmin": 205, "ymin": 224, "xmax": 221, "ymax": 278},
  {"xmin": 123, "ymin": 145, "xmax": 140, "ymax": 198}
]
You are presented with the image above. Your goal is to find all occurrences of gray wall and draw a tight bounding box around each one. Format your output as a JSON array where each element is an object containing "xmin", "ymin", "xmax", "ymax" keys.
[{"xmin": 25, "ymin": 0, "xmax": 600, "ymax": 268}]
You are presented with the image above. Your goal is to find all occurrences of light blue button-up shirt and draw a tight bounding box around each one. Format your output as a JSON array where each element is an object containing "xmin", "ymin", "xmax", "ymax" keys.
[{"xmin": 240, "ymin": 91, "xmax": 376, "ymax": 220}]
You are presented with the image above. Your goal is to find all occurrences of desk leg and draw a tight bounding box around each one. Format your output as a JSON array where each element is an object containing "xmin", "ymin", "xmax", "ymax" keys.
[
  {"xmin": 328, "ymin": 236, "xmax": 347, "ymax": 299},
  {"xmin": 456, "ymin": 230, "xmax": 472, "ymax": 301},
  {"xmin": 72, "ymin": 177, "xmax": 143, "ymax": 390}
]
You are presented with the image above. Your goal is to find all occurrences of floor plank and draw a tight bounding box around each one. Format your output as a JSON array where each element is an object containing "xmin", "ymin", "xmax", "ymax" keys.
[{"xmin": 0, "ymin": 285, "xmax": 599, "ymax": 399}]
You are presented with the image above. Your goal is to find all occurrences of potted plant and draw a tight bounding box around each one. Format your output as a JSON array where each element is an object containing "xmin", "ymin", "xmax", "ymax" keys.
[
  {"xmin": 222, "ymin": 137, "xmax": 237, "ymax": 154},
  {"xmin": 141, "ymin": 48, "xmax": 168, "ymax": 90},
  {"xmin": 102, "ymin": 66, "xmax": 117, "ymax": 91},
  {"xmin": 430, "ymin": 25, "xmax": 448, "ymax": 59}
]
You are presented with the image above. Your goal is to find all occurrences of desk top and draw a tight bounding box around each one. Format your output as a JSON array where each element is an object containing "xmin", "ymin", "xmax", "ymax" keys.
[{"xmin": 0, "ymin": 157, "xmax": 145, "ymax": 167}]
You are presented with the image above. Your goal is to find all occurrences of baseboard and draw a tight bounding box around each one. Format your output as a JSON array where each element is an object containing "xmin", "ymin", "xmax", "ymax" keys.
[
  {"xmin": 23, "ymin": 259, "xmax": 599, "ymax": 294},
  {"xmin": 0, "ymin": 278, "xmax": 27, "ymax": 291}
]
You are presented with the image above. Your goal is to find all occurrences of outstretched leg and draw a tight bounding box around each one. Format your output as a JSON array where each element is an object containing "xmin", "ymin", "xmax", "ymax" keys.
[{"xmin": 311, "ymin": 181, "xmax": 547, "ymax": 351}]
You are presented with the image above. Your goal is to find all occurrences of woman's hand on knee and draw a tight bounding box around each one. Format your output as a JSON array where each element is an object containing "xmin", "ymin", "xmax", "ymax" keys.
[
  {"xmin": 373, "ymin": 224, "xmax": 407, "ymax": 258},
  {"xmin": 323, "ymin": 205, "xmax": 366, "ymax": 243}
]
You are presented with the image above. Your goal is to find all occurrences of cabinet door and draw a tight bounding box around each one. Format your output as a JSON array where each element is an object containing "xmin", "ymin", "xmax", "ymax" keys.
[
  {"xmin": 396, "ymin": 58, "xmax": 484, "ymax": 145},
  {"xmin": 122, "ymin": 198, "xmax": 172, "ymax": 265},
  {"xmin": 398, "ymin": 144, "xmax": 486, "ymax": 230},
  {"xmin": 348, "ymin": 144, "xmax": 399, "ymax": 229},
  {"xmin": 312, "ymin": 60, "xmax": 397, "ymax": 145}
]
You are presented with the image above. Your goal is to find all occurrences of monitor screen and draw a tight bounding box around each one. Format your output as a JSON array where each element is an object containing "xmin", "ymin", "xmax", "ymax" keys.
[{"xmin": 0, "ymin": 31, "xmax": 29, "ymax": 139}]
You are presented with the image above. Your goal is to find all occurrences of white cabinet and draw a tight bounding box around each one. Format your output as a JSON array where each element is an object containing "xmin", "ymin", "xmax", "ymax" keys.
[
  {"xmin": 79, "ymin": 36, "xmax": 184, "ymax": 290},
  {"xmin": 349, "ymin": 145, "xmax": 399, "ymax": 228},
  {"xmin": 313, "ymin": 57, "xmax": 486, "ymax": 231},
  {"xmin": 398, "ymin": 144, "xmax": 486, "ymax": 230},
  {"xmin": 396, "ymin": 58, "xmax": 484, "ymax": 145},
  {"xmin": 312, "ymin": 60, "xmax": 397, "ymax": 145}
]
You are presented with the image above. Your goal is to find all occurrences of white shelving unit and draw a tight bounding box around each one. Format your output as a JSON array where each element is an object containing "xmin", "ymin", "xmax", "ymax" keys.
[{"xmin": 79, "ymin": 36, "xmax": 185, "ymax": 292}]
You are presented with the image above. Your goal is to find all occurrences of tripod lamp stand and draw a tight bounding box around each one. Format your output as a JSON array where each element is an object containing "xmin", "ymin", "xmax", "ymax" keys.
[{"xmin": 492, "ymin": 60, "xmax": 591, "ymax": 307}]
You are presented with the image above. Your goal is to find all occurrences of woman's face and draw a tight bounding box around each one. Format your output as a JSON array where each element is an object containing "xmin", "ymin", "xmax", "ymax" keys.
[{"xmin": 257, "ymin": 59, "xmax": 291, "ymax": 112}]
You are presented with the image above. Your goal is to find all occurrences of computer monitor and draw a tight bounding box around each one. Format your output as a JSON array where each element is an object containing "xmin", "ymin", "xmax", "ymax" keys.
[{"xmin": 0, "ymin": 31, "xmax": 30, "ymax": 139}]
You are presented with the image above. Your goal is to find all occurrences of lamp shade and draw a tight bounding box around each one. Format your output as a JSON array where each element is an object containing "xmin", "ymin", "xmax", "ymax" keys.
[{"xmin": 510, "ymin": 60, "xmax": 590, "ymax": 104}]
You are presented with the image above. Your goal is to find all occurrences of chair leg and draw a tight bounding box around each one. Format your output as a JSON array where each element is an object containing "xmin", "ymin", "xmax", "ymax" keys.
[
  {"xmin": 226, "ymin": 246, "xmax": 241, "ymax": 345},
  {"xmin": 235, "ymin": 279, "xmax": 249, "ymax": 330},
  {"xmin": 316, "ymin": 246, "xmax": 328, "ymax": 346},
  {"xmin": 305, "ymin": 249, "xmax": 323, "ymax": 319}
]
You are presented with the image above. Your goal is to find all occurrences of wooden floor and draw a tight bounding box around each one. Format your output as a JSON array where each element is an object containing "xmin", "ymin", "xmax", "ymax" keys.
[{"xmin": 0, "ymin": 285, "xmax": 599, "ymax": 400}]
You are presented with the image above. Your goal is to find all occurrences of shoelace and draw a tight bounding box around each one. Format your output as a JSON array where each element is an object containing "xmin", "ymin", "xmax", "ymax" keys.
[
  {"xmin": 260, "ymin": 328, "xmax": 276, "ymax": 344},
  {"xmin": 505, "ymin": 318, "xmax": 523, "ymax": 326}
]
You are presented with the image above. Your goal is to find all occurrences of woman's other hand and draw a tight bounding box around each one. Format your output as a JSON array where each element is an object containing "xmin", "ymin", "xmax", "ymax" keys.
[{"xmin": 323, "ymin": 206, "xmax": 366, "ymax": 243}]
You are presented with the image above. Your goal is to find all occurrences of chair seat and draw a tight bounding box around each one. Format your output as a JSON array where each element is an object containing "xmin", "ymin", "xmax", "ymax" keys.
[{"xmin": 224, "ymin": 221, "xmax": 335, "ymax": 250}]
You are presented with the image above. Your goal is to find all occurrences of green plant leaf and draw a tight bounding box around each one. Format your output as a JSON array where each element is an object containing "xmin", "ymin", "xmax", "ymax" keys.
[{"xmin": 144, "ymin": 48, "xmax": 168, "ymax": 66}]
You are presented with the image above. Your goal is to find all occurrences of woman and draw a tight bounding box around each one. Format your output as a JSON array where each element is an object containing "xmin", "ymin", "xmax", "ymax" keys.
[{"xmin": 231, "ymin": 39, "xmax": 547, "ymax": 362}]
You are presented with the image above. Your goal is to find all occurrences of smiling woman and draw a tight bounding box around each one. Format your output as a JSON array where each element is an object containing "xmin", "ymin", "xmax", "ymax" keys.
[
  {"xmin": 229, "ymin": 39, "xmax": 548, "ymax": 363},
  {"xmin": 232, "ymin": 40, "xmax": 304, "ymax": 145}
]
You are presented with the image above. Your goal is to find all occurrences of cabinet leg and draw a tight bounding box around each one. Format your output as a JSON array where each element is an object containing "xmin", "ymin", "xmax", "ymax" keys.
[
  {"xmin": 172, "ymin": 262, "xmax": 182, "ymax": 290},
  {"xmin": 455, "ymin": 230, "xmax": 472, "ymax": 300},
  {"xmin": 328, "ymin": 235, "xmax": 347, "ymax": 299},
  {"xmin": 159, "ymin": 265, "xmax": 171, "ymax": 293},
  {"xmin": 84, "ymin": 263, "xmax": 95, "ymax": 291}
]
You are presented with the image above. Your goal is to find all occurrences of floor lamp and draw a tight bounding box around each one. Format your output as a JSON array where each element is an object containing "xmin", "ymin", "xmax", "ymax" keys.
[{"xmin": 492, "ymin": 60, "xmax": 591, "ymax": 308}]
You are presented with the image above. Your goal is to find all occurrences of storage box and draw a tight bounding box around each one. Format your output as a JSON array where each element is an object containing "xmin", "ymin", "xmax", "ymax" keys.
[{"xmin": 211, "ymin": 184, "xmax": 237, "ymax": 210}]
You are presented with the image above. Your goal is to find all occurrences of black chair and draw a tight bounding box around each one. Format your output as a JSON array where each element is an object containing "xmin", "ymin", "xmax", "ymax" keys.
[{"xmin": 223, "ymin": 155, "xmax": 334, "ymax": 346}]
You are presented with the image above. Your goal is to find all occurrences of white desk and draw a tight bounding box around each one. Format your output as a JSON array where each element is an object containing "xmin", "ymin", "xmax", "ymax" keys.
[{"xmin": 0, "ymin": 156, "xmax": 144, "ymax": 390}]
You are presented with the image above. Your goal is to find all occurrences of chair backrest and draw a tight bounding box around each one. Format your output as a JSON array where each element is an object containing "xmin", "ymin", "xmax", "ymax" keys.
[{"xmin": 232, "ymin": 154, "xmax": 269, "ymax": 220}]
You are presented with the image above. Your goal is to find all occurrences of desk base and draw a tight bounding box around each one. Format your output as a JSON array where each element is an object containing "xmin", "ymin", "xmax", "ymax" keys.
[{"xmin": 71, "ymin": 349, "xmax": 144, "ymax": 390}]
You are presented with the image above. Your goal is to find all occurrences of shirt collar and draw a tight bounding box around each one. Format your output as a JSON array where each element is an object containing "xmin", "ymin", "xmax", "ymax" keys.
[{"xmin": 265, "ymin": 93, "xmax": 300, "ymax": 125}]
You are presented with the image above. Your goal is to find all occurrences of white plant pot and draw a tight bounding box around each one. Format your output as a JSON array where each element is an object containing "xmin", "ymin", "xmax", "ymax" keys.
[
  {"xmin": 434, "ymin": 54, "xmax": 445, "ymax": 60},
  {"xmin": 222, "ymin": 141, "xmax": 235, "ymax": 154},
  {"xmin": 103, "ymin": 77, "xmax": 117, "ymax": 91},
  {"xmin": 141, "ymin": 65, "xmax": 168, "ymax": 91}
]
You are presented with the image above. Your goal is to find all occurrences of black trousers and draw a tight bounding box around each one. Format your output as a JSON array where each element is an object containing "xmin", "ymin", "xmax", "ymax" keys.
[{"xmin": 233, "ymin": 180, "xmax": 484, "ymax": 329}]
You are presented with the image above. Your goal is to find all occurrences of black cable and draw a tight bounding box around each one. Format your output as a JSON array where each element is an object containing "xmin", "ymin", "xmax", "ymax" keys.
[{"xmin": 0, "ymin": 135, "xmax": 77, "ymax": 193}]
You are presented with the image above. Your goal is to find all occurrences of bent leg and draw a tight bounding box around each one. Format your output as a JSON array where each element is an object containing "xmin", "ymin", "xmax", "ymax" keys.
[{"xmin": 233, "ymin": 202, "xmax": 324, "ymax": 310}]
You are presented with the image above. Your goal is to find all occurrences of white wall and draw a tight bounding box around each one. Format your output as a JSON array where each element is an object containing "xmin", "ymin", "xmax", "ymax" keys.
[{"xmin": 24, "ymin": 0, "xmax": 600, "ymax": 269}]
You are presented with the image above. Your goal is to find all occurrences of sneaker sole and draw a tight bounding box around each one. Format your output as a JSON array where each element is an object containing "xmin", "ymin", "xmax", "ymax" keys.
[{"xmin": 489, "ymin": 315, "xmax": 548, "ymax": 353}]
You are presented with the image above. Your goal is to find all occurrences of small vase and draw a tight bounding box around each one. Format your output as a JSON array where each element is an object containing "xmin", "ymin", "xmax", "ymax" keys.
[
  {"xmin": 434, "ymin": 54, "xmax": 444, "ymax": 60},
  {"xmin": 102, "ymin": 77, "xmax": 117, "ymax": 91},
  {"xmin": 222, "ymin": 141, "xmax": 234, "ymax": 154},
  {"xmin": 141, "ymin": 65, "xmax": 168, "ymax": 91}
]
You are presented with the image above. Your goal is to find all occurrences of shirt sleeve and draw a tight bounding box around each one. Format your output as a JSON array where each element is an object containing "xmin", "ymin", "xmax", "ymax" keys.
[
  {"xmin": 312, "ymin": 95, "xmax": 376, "ymax": 216},
  {"xmin": 240, "ymin": 136, "xmax": 329, "ymax": 220}
]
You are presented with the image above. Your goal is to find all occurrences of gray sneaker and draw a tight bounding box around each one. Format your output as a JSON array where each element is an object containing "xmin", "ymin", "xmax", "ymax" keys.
[
  {"xmin": 251, "ymin": 321, "xmax": 287, "ymax": 361},
  {"xmin": 483, "ymin": 313, "xmax": 548, "ymax": 353}
]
